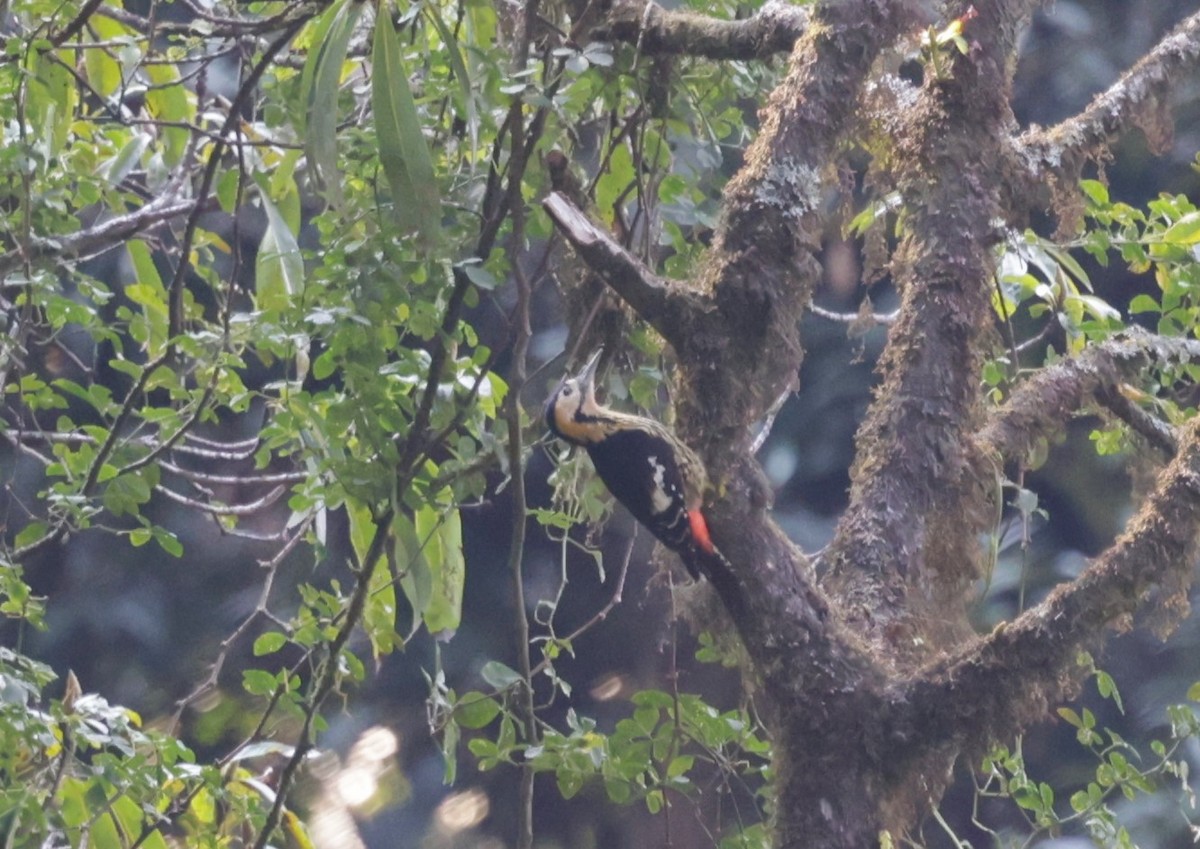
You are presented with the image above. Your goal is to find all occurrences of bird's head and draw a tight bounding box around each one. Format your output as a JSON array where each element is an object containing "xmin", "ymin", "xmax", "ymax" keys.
[{"xmin": 544, "ymin": 347, "xmax": 604, "ymax": 445}]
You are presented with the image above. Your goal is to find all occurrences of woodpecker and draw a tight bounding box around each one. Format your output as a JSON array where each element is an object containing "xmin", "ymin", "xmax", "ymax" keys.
[{"xmin": 544, "ymin": 348, "xmax": 720, "ymax": 579}]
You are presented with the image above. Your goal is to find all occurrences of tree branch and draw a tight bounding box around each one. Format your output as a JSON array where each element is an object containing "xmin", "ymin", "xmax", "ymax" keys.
[
  {"xmin": 590, "ymin": 0, "xmax": 808, "ymax": 60},
  {"xmin": 1020, "ymin": 10, "xmax": 1200, "ymax": 179},
  {"xmin": 823, "ymin": 0, "xmax": 1037, "ymax": 654},
  {"xmin": 677, "ymin": 0, "xmax": 910, "ymax": 451},
  {"xmin": 1096, "ymin": 383, "xmax": 1178, "ymax": 458},
  {"xmin": 542, "ymin": 191, "xmax": 694, "ymax": 344},
  {"xmin": 0, "ymin": 194, "xmax": 197, "ymax": 278},
  {"xmin": 978, "ymin": 330, "xmax": 1200, "ymax": 464},
  {"xmin": 902, "ymin": 410, "xmax": 1200, "ymax": 763}
]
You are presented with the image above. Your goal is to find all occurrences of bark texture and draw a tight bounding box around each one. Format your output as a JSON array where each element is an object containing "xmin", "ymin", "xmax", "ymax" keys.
[{"xmin": 545, "ymin": 1, "xmax": 1200, "ymax": 845}]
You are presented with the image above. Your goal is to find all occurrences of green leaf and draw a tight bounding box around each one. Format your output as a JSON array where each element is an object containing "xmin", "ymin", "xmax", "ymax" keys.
[
  {"xmin": 666, "ymin": 754, "xmax": 694, "ymax": 778},
  {"xmin": 442, "ymin": 717, "xmax": 459, "ymax": 784},
  {"xmin": 396, "ymin": 511, "xmax": 432, "ymax": 628},
  {"xmin": 256, "ymin": 188, "xmax": 305, "ymax": 313},
  {"xmin": 242, "ymin": 669, "xmax": 278, "ymax": 696},
  {"xmin": 346, "ymin": 497, "xmax": 377, "ymax": 565},
  {"xmin": 91, "ymin": 812, "xmax": 123, "ymax": 849},
  {"xmin": 424, "ymin": 6, "xmax": 475, "ymax": 151},
  {"xmin": 1080, "ymin": 179, "xmax": 1109, "ymax": 207},
  {"xmin": 27, "ymin": 48, "xmax": 76, "ymax": 156},
  {"xmin": 102, "ymin": 469, "xmax": 155, "ymax": 517},
  {"xmin": 364, "ymin": 549, "xmax": 400, "ymax": 658},
  {"xmin": 557, "ymin": 767, "xmax": 585, "ymax": 799},
  {"xmin": 126, "ymin": 240, "xmax": 169, "ymax": 355},
  {"xmin": 1057, "ymin": 707, "xmax": 1082, "ymax": 728},
  {"xmin": 83, "ymin": 14, "xmax": 129, "ymax": 98},
  {"xmin": 1095, "ymin": 670, "xmax": 1124, "ymax": 713},
  {"xmin": 216, "ymin": 169, "xmax": 241, "ymax": 214},
  {"xmin": 145, "ymin": 62, "xmax": 193, "ymax": 165},
  {"xmin": 455, "ymin": 694, "xmax": 501, "ymax": 729},
  {"xmin": 605, "ymin": 778, "xmax": 631, "ymax": 803},
  {"xmin": 1162, "ymin": 210, "xmax": 1200, "ymax": 245},
  {"xmin": 372, "ymin": 6, "xmax": 441, "ymax": 246},
  {"xmin": 417, "ymin": 504, "xmax": 463, "ymax": 634},
  {"xmin": 107, "ymin": 132, "xmax": 150, "ymax": 187},
  {"xmin": 1129, "ymin": 293, "xmax": 1160, "ymax": 314},
  {"xmin": 14, "ymin": 522, "xmax": 48, "ymax": 549},
  {"xmin": 479, "ymin": 660, "xmax": 522, "ymax": 690},
  {"xmin": 253, "ymin": 632, "xmax": 287, "ymax": 656},
  {"xmin": 459, "ymin": 261, "xmax": 499, "ymax": 290},
  {"xmin": 596, "ymin": 141, "xmax": 635, "ymax": 222},
  {"xmin": 152, "ymin": 527, "xmax": 183, "ymax": 557},
  {"xmin": 302, "ymin": 0, "xmax": 363, "ymax": 206}
]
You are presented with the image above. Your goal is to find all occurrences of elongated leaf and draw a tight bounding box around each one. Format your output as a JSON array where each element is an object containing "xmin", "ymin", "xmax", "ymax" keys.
[
  {"xmin": 27, "ymin": 49, "xmax": 75, "ymax": 156},
  {"xmin": 346, "ymin": 496, "xmax": 401, "ymax": 657},
  {"xmin": 84, "ymin": 14, "xmax": 131, "ymax": 98},
  {"xmin": 298, "ymin": 0, "xmax": 349, "ymax": 129},
  {"xmin": 372, "ymin": 6, "xmax": 441, "ymax": 246},
  {"xmin": 145, "ymin": 62, "xmax": 193, "ymax": 165},
  {"xmin": 396, "ymin": 511, "xmax": 432, "ymax": 630},
  {"xmin": 255, "ymin": 189, "xmax": 304, "ymax": 313},
  {"xmin": 346, "ymin": 497, "xmax": 376, "ymax": 565},
  {"xmin": 125, "ymin": 240, "xmax": 168, "ymax": 355},
  {"xmin": 424, "ymin": 6, "xmax": 476, "ymax": 154},
  {"xmin": 107, "ymin": 132, "xmax": 150, "ymax": 187},
  {"xmin": 415, "ymin": 503, "xmax": 463, "ymax": 634},
  {"xmin": 365, "ymin": 545, "xmax": 400, "ymax": 658},
  {"xmin": 301, "ymin": 0, "xmax": 363, "ymax": 206}
]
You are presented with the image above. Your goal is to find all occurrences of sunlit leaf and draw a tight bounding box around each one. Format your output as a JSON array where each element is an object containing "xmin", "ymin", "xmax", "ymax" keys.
[
  {"xmin": 84, "ymin": 14, "xmax": 131, "ymax": 98},
  {"xmin": 416, "ymin": 504, "xmax": 463, "ymax": 634},
  {"xmin": 1162, "ymin": 210, "xmax": 1200, "ymax": 245},
  {"xmin": 145, "ymin": 62, "xmax": 193, "ymax": 165},
  {"xmin": 26, "ymin": 49, "xmax": 76, "ymax": 156}
]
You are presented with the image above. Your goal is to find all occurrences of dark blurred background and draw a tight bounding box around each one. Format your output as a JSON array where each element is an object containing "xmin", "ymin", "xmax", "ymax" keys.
[{"xmin": 7, "ymin": 1, "xmax": 1200, "ymax": 847}]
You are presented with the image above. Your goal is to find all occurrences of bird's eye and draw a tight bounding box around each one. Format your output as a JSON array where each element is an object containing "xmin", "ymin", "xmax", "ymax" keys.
[{"xmin": 562, "ymin": 387, "xmax": 573, "ymax": 397}]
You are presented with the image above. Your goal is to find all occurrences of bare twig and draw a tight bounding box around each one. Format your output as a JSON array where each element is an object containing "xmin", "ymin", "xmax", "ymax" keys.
[
  {"xmin": 171, "ymin": 516, "xmax": 311, "ymax": 729},
  {"xmin": 528, "ymin": 531, "xmax": 636, "ymax": 680},
  {"xmin": 907, "ymin": 410, "xmax": 1200, "ymax": 759},
  {"xmin": 166, "ymin": 17, "xmax": 309, "ymax": 339},
  {"xmin": 809, "ymin": 303, "xmax": 898, "ymax": 326},
  {"xmin": 153, "ymin": 483, "xmax": 287, "ymax": 516}
]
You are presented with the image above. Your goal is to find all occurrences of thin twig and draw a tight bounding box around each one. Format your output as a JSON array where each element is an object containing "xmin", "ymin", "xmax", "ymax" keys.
[{"xmin": 528, "ymin": 530, "xmax": 635, "ymax": 679}]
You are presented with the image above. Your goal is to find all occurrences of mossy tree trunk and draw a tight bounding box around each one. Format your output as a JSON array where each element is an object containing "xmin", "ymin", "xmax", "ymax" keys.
[{"xmin": 546, "ymin": 2, "xmax": 1200, "ymax": 845}]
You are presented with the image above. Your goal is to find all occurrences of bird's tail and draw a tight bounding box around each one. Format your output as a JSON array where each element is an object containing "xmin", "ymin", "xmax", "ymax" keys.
[{"xmin": 681, "ymin": 540, "xmax": 733, "ymax": 582}]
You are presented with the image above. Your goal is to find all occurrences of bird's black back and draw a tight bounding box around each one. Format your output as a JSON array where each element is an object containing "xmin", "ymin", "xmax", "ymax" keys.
[{"xmin": 585, "ymin": 428, "xmax": 692, "ymax": 552}]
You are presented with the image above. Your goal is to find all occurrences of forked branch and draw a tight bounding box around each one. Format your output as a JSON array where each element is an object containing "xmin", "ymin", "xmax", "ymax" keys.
[
  {"xmin": 904, "ymin": 409, "xmax": 1200, "ymax": 756},
  {"xmin": 979, "ymin": 330, "xmax": 1200, "ymax": 465}
]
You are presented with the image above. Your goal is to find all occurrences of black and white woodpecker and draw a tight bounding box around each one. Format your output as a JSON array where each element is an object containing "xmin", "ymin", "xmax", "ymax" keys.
[{"xmin": 544, "ymin": 348, "xmax": 719, "ymax": 579}]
